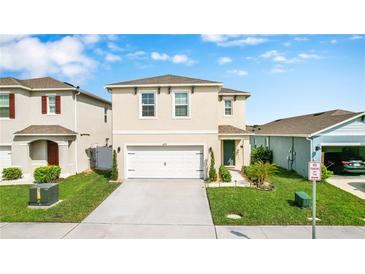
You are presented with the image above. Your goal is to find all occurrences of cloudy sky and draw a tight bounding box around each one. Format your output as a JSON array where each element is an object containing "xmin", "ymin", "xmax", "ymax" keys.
[{"xmin": 1, "ymin": 34, "xmax": 364, "ymax": 124}]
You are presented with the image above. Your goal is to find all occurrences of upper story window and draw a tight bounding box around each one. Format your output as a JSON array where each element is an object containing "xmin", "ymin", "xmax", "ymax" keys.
[
  {"xmin": 140, "ymin": 92, "xmax": 156, "ymax": 118},
  {"xmin": 48, "ymin": 95, "xmax": 56, "ymax": 114},
  {"xmin": 0, "ymin": 94, "xmax": 10, "ymax": 118},
  {"xmin": 42, "ymin": 95, "xmax": 60, "ymax": 115},
  {"xmin": 224, "ymin": 99, "xmax": 233, "ymax": 116},
  {"xmin": 104, "ymin": 107, "xmax": 108, "ymax": 123},
  {"xmin": 173, "ymin": 91, "xmax": 190, "ymax": 118}
]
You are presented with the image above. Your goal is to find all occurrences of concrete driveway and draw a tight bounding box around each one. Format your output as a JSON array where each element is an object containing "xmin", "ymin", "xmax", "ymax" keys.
[
  {"xmin": 65, "ymin": 179, "xmax": 216, "ymax": 238},
  {"xmin": 327, "ymin": 175, "xmax": 365, "ymax": 199}
]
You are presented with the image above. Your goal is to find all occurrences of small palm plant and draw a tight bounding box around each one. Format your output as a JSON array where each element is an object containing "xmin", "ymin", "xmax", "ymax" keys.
[{"xmin": 244, "ymin": 161, "xmax": 277, "ymax": 188}]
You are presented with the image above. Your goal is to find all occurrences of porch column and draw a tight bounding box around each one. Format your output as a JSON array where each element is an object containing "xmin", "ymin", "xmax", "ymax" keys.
[
  {"xmin": 57, "ymin": 141, "xmax": 69, "ymax": 177},
  {"xmin": 243, "ymin": 138, "xmax": 251, "ymax": 166}
]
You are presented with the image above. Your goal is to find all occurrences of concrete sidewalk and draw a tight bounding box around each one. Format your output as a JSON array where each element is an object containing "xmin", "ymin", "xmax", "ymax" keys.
[{"xmin": 1, "ymin": 222, "xmax": 364, "ymax": 239}]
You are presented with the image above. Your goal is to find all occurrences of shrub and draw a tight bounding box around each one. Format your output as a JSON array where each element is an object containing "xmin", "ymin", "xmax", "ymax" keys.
[
  {"xmin": 2, "ymin": 167, "xmax": 22, "ymax": 180},
  {"xmin": 208, "ymin": 147, "xmax": 217, "ymax": 182},
  {"xmin": 110, "ymin": 149, "xmax": 118, "ymax": 181},
  {"xmin": 321, "ymin": 165, "xmax": 334, "ymax": 182},
  {"xmin": 219, "ymin": 165, "xmax": 232, "ymax": 182},
  {"xmin": 33, "ymin": 165, "xmax": 61, "ymax": 183},
  {"xmin": 243, "ymin": 162, "xmax": 277, "ymax": 188},
  {"xmin": 251, "ymin": 146, "xmax": 273, "ymax": 164}
]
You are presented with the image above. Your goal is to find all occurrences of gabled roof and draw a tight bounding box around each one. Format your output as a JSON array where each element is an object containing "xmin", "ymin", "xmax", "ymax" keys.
[
  {"xmin": 0, "ymin": 76, "xmax": 111, "ymax": 105},
  {"xmin": 106, "ymin": 74, "xmax": 223, "ymax": 87},
  {"xmin": 252, "ymin": 109, "xmax": 364, "ymax": 136},
  {"xmin": 219, "ymin": 87, "xmax": 251, "ymax": 97},
  {"xmin": 14, "ymin": 125, "xmax": 77, "ymax": 135},
  {"xmin": 219, "ymin": 125, "xmax": 252, "ymax": 135}
]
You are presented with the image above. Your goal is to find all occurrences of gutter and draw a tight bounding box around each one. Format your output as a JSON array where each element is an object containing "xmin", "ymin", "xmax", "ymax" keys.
[{"xmin": 74, "ymin": 88, "xmax": 81, "ymax": 173}]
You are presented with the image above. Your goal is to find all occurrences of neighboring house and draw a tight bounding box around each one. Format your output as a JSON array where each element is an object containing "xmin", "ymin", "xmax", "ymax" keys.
[
  {"xmin": 250, "ymin": 109, "xmax": 365, "ymax": 177},
  {"xmin": 106, "ymin": 74, "xmax": 252, "ymax": 180},
  {"xmin": 0, "ymin": 76, "xmax": 112, "ymax": 177}
]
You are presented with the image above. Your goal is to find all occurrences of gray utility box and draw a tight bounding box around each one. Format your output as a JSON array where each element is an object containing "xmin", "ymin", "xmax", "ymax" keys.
[
  {"xmin": 295, "ymin": 191, "xmax": 311, "ymax": 209},
  {"xmin": 29, "ymin": 183, "xmax": 59, "ymax": 206}
]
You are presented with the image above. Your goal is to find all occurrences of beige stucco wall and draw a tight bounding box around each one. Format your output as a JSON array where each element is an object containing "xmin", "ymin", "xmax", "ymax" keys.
[
  {"xmin": 112, "ymin": 86, "xmax": 219, "ymax": 131},
  {"xmin": 0, "ymin": 88, "xmax": 31, "ymax": 144},
  {"xmin": 218, "ymin": 95, "xmax": 247, "ymax": 129},
  {"xmin": 76, "ymin": 93, "xmax": 112, "ymax": 172}
]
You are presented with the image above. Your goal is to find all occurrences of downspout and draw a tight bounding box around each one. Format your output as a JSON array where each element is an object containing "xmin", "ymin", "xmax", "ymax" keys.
[{"xmin": 74, "ymin": 88, "xmax": 81, "ymax": 173}]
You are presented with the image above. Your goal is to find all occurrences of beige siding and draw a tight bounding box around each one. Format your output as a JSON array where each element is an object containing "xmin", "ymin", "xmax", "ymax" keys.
[
  {"xmin": 76, "ymin": 93, "xmax": 112, "ymax": 172},
  {"xmin": 112, "ymin": 86, "xmax": 219, "ymax": 131},
  {"xmin": 218, "ymin": 95, "xmax": 247, "ymax": 129}
]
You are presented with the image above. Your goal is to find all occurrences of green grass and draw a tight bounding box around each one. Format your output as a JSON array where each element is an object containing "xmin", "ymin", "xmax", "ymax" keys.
[
  {"xmin": 0, "ymin": 171, "xmax": 120, "ymax": 222},
  {"xmin": 207, "ymin": 168, "xmax": 365, "ymax": 225}
]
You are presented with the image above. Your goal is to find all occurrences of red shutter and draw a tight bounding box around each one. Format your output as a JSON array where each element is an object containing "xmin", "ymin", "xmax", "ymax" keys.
[
  {"xmin": 55, "ymin": 96, "xmax": 61, "ymax": 114},
  {"xmin": 42, "ymin": 96, "xmax": 47, "ymax": 114},
  {"xmin": 9, "ymin": 93, "xmax": 15, "ymax": 119}
]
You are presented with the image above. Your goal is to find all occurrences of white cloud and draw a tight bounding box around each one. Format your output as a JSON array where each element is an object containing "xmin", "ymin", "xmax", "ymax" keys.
[
  {"xmin": 201, "ymin": 35, "xmax": 267, "ymax": 47},
  {"xmin": 105, "ymin": 53, "xmax": 121, "ymax": 62},
  {"xmin": 270, "ymin": 66, "xmax": 287, "ymax": 74},
  {"xmin": 298, "ymin": 53, "xmax": 322, "ymax": 60},
  {"xmin": 349, "ymin": 35, "xmax": 363, "ymax": 40},
  {"xmin": 283, "ymin": 42, "xmax": 291, "ymax": 47},
  {"xmin": 151, "ymin": 52, "xmax": 170, "ymax": 61},
  {"xmin": 0, "ymin": 35, "xmax": 97, "ymax": 81},
  {"xmin": 272, "ymin": 55, "xmax": 298, "ymax": 64},
  {"xmin": 260, "ymin": 50, "xmax": 280, "ymax": 58},
  {"xmin": 218, "ymin": 37, "xmax": 267, "ymax": 47},
  {"xmin": 80, "ymin": 34, "xmax": 100, "ymax": 44},
  {"xmin": 218, "ymin": 57, "xmax": 232, "ymax": 65},
  {"xmin": 0, "ymin": 34, "xmax": 28, "ymax": 45},
  {"xmin": 150, "ymin": 52, "xmax": 194, "ymax": 65},
  {"xmin": 228, "ymin": 69, "xmax": 248, "ymax": 76},
  {"xmin": 126, "ymin": 51, "xmax": 146, "ymax": 59},
  {"xmin": 330, "ymin": 39, "xmax": 337, "ymax": 44},
  {"xmin": 201, "ymin": 34, "xmax": 237, "ymax": 43},
  {"xmin": 107, "ymin": 42, "xmax": 124, "ymax": 51},
  {"xmin": 294, "ymin": 37, "xmax": 309, "ymax": 41},
  {"xmin": 172, "ymin": 54, "xmax": 194, "ymax": 65}
]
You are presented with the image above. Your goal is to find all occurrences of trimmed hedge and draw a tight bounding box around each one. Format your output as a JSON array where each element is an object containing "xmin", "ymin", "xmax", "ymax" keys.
[
  {"xmin": 2, "ymin": 167, "xmax": 22, "ymax": 180},
  {"xmin": 219, "ymin": 165, "xmax": 232, "ymax": 182},
  {"xmin": 208, "ymin": 147, "xmax": 218, "ymax": 182},
  {"xmin": 34, "ymin": 165, "xmax": 61, "ymax": 183}
]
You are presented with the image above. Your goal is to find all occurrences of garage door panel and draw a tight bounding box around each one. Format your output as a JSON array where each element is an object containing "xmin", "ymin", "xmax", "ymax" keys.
[
  {"xmin": 127, "ymin": 146, "xmax": 203, "ymax": 179},
  {"xmin": 0, "ymin": 146, "xmax": 12, "ymax": 169}
]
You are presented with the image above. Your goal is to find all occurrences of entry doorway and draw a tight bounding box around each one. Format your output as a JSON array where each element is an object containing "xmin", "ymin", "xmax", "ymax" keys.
[
  {"xmin": 47, "ymin": 141, "xmax": 59, "ymax": 166},
  {"xmin": 223, "ymin": 140, "xmax": 235, "ymax": 166}
]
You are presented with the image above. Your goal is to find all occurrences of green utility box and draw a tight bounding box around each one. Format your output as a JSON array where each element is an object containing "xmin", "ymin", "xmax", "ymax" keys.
[
  {"xmin": 295, "ymin": 191, "xmax": 311, "ymax": 209},
  {"xmin": 29, "ymin": 183, "xmax": 59, "ymax": 206}
]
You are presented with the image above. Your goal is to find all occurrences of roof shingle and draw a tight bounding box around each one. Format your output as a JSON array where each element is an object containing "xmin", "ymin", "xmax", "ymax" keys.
[
  {"xmin": 107, "ymin": 74, "xmax": 222, "ymax": 86},
  {"xmin": 219, "ymin": 125, "xmax": 251, "ymax": 135},
  {"xmin": 14, "ymin": 125, "xmax": 77, "ymax": 135},
  {"xmin": 252, "ymin": 109, "xmax": 363, "ymax": 136}
]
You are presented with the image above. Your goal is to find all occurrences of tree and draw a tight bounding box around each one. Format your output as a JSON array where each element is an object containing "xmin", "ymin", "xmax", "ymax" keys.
[
  {"xmin": 208, "ymin": 147, "xmax": 217, "ymax": 182},
  {"xmin": 111, "ymin": 149, "xmax": 118, "ymax": 180}
]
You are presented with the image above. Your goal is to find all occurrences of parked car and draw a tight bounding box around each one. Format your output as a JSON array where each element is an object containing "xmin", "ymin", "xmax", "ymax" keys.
[{"xmin": 341, "ymin": 160, "xmax": 365, "ymax": 174}]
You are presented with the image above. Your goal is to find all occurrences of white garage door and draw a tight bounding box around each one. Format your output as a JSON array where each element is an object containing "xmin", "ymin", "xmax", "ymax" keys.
[
  {"xmin": 0, "ymin": 146, "xmax": 12, "ymax": 169},
  {"xmin": 126, "ymin": 146, "xmax": 204, "ymax": 179}
]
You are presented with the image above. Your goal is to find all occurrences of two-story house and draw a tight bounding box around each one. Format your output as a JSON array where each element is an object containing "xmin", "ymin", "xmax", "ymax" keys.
[
  {"xmin": 106, "ymin": 74, "xmax": 252, "ymax": 180},
  {"xmin": 0, "ymin": 76, "xmax": 112, "ymax": 177}
]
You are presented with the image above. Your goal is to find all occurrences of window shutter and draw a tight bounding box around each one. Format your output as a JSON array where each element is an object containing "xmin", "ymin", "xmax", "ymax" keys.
[
  {"xmin": 42, "ymin": 96, "xmax": 47, "ymax": 114},
  {"xmin": 55, "ymin": 95, "xmax": 61, "ymax": 114},
  {"xmin": 9, "ymin": 93, "xmax": 15, "ymax": 119}
]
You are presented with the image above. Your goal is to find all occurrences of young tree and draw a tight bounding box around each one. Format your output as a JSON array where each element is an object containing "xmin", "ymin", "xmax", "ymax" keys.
[
  {"xmin": 111, "ymin": 149, "xmax": 118, "ymax": 181},
  {"xmin": 208, "ymin": 147, "xmax": 217, "ymax": 182}
]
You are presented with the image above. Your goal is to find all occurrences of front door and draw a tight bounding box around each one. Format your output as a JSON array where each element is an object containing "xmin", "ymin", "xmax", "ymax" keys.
[
  {"xmin": 223, "ymin": 140, "xmax": 235, "ymax": 166},
  {"xmin": 47, "ymin": 141, "xmax": 59, "ymax": 166}
]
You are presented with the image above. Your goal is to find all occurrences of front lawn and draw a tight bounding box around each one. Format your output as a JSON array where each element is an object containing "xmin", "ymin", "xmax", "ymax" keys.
[
  {"xmin": 0, "ymin": 171, "xmax": 120, "ymax": 222},
  {"xmin": 207, "ymin": 168, "xmax": 365, "ymax": 225}
]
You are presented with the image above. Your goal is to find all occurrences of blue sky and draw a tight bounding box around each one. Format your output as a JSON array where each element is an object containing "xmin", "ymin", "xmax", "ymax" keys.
[{"xmin": 0, "ymin": 34, "xmax": 364, "ymax": 124}]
